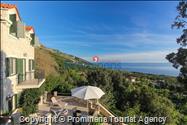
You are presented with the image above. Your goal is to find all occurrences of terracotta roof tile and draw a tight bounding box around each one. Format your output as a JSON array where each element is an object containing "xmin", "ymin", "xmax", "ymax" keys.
[
  {"xmin": 0, "ymin": 3, "xmax": 16, "ymax": 9},
  {"xmin": 25, "ymin": 26, "xmax": 34, "ymax": 32},
  {"xmin": 1, "ymin": 3, "xmax": 35, "ymax": 33},
  {"xmin": 0, "ymin": 3, "xmax": 21, "ymax": 20}
]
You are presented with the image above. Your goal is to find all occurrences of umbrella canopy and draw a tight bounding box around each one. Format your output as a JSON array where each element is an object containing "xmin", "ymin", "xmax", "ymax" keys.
[{"xmin": 71, "ymin": 86, "xmax": 105, "ymax": 100}]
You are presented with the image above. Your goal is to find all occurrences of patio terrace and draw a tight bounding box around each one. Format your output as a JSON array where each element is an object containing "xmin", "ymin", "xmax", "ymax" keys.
[{"xmin": 37, "ymin": 95, "xmax": 126, "ymax": 125}]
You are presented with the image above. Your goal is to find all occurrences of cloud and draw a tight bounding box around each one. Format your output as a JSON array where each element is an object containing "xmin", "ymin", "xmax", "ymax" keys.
[
  {"xmin": 41, "ymin": 31, "xmax": 178, "ymax": 46},
  {"xmin": 40, "ymin": 24, "xmax": 179, "ymax": 63}
]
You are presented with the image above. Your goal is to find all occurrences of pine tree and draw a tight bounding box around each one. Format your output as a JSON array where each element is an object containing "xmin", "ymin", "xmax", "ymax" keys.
[{"xmin": 166, "ymin": 0, "xmax": 187, "ymax": 89}]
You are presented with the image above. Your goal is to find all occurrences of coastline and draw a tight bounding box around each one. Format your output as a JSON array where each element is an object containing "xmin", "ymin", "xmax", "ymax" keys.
[{"xmin": 95, "ymin": 62, "xmax": 179, "ymax": 77}]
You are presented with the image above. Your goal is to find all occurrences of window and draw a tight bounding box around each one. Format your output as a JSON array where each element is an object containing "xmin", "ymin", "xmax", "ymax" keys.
[
  {"xmin": 12, "ymin": 58, "xmax": 16, "ymax": 74},
  {"xmin": 30, "ymin": 34, "xmax": 35, "ymax": 46},
  {"xmin": 32, "ymin": 60, "xmax": 35, "ymax": 70},
  {"xmin": 6, "ymin": 58, "xmax": 17, "ymax": 76},
  {"xmin": 29, "ymin": 60, "xmax": 31, "ymax": 71},
  {"xmin": 9, "ymin": 14, "xmax": 17, "ymax": 36},
  {"xmin": 29, "ymin": 59, "xmax": 35, "ymax": 71}
]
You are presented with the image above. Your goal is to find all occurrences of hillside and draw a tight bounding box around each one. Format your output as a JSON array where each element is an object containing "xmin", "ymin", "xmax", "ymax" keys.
[
  {"xmin": 23, "ymin": 45, "xmax": 186, "ymax": 125},
  {"xmin": 35, "ymin": 46, "xmax": 91, "ymax": 76}
]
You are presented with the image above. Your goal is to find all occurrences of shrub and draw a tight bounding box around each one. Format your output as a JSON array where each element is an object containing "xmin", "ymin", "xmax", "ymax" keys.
[{"xmin": 19, "ymin": 89, "xmax": 41, "ymax": 116}]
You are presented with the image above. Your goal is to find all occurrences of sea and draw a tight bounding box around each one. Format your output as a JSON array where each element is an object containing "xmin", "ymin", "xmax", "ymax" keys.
[{"xmin": 96, "ymin": 63, "xmax": 179, "ymax": 77}]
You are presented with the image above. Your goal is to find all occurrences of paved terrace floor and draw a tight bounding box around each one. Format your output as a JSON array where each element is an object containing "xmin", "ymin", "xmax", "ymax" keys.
[
  {"xmin": 38, "ymin": 96, "xmax": 89, "ymax": 125},
  {"xmin": 38, "ymin": 96, "xmax": 89, "ymax": 113}
]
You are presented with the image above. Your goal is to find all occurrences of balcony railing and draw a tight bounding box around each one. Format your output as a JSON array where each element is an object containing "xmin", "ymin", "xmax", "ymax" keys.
[
  {"xmin": 16, "ymin": 70, "xmax": 45, "ymax": 90},
  {"xmin": 17, "ymin": 70, "xmax": 45, "ymax": 84}
]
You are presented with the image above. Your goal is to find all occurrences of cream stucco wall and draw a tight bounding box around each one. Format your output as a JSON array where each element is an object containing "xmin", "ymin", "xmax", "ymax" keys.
[
  {"xmin": 0, "ymin": 7, "xmax": 35, "ymax": 114},
  {"xmin": 1, "ymin": 8, "xmax": 35, "ymax": 88}
]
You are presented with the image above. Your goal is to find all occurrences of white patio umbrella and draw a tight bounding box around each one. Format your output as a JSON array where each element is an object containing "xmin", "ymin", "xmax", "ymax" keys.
[
  {"xmin": 71, "ymin": 86, "xmax": 105, "ymax": 100},
  {"xmin": 71, "ymin": 86, "xmax": 105, "ymax": 111}
]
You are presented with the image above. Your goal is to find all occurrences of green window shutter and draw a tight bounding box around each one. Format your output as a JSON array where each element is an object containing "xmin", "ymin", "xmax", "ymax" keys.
[
  {"xmin": 10, "ymin": 58, "xmax": 13, "ymax": 75},
  {"xmin": 6, "ymin": 58, "xmax": 10, "ymax": 77},
  {"xmin": 30, "ymin": 34, "xmax": 35, "ymax": 46},
  {"xmin": 17, "ymin": 59, "xmax": 24, "ymax": 83},
  {"xmin": 29, "ymin": 60, "xmax": 31, "ymax": 71},
  {"xmin": 9, "ymin": 14, "xmax": 16, "ymax": 22},
  {"xmin": 17, "ymin": 59, "xmax": 23, "ymax": 74},
  {"xmin": 32, "ymin": 60, "xmax": 35, "ymax": 70},
  {"xmin": 24, "ymin": 59, "xmax": 26, "ymax": 73},
  {"xmin": 9, "ymin": 14, "xmax": 17, "ymax": 34}
]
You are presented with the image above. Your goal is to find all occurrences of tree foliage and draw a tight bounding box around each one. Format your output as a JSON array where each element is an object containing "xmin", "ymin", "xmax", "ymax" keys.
[
  {"xmin": 19, "ymin": 89, "xmax": 42, "ymax": 116},
  {"xmin": 166, "ymin": 0, "xmax": 187, "ymax": 89}
]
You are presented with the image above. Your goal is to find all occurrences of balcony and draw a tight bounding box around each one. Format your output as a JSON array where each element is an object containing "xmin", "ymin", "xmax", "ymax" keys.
[{"xmin": 16, "ymin": 70, "xmax": 45, "ymax": 90}]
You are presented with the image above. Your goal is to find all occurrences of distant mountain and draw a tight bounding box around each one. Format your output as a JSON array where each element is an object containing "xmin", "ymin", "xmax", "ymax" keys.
[{"xmin": 35, "ymin": 46, "xmax": 91, "ymax": 76}]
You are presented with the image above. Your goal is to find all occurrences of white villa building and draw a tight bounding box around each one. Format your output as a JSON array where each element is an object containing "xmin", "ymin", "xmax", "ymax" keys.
[{"xmin": 0, "ymin": 3, "xmax": 45, "ymax": 115}]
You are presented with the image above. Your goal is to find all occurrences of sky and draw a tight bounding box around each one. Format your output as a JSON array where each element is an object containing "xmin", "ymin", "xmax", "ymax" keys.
[{"xmin": 5, "ymin": 1, "xmax": 180, "ymax": 62}]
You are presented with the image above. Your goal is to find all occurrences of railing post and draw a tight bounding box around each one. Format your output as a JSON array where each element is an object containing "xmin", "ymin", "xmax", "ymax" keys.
[
  {"xmin": 44, "ymin": 91, "xmax": 48, "ymax": 103},
  {"xmin": 35, "ymin": 69, "xmax": 45, "ymax": 84}
]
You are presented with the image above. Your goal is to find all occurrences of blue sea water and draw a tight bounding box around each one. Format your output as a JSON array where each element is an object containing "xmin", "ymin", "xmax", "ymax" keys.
[{"xmin": 97, "ymin": 63, "xmax": 179, "ymax": 76}]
